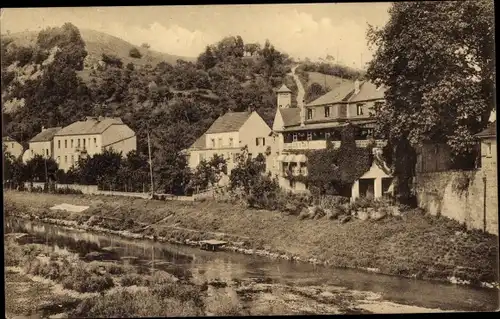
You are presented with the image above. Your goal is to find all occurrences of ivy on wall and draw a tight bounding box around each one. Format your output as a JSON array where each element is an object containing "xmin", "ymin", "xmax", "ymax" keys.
[{"xmin": 283, "ymin": 124, "xmax": 374, "ymax": 196}]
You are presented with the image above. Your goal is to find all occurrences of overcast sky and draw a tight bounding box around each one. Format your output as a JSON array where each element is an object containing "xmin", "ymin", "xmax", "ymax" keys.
[{"xmin": 1, "ymin": 4, "xmax": 391, "ymax": 69}]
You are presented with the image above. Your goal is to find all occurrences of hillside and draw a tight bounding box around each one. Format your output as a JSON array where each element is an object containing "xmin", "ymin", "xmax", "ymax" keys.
[
  {"xmin": 303, "ymin": 71, "xmax": 353, "ymax": 91},
  {"xmin": 6, "ymin": 29, "xmax": 195, "ymax": 69}
]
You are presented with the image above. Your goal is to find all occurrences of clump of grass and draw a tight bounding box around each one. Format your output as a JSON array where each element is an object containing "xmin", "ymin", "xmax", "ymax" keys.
[
  {"xmin": 120, "ymin": 273, "xmax": 146, "ymax": 287},
  {"xmin": 61, "ymin": 267, "xmax": 114, "ymax": 293},
  {"xmin": 70, "ymin": 288, "xmax": 204, "ymax": 318}
]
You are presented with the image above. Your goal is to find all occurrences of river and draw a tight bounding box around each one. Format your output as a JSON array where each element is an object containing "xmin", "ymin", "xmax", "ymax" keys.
[{"xmin": 5, "ymin": 217, "xmax": 498, "ymax": 314}]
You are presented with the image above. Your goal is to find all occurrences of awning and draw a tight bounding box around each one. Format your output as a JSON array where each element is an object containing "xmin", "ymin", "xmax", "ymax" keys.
[
  {"xmin": 283, "ymin": 155, "xmax": 294, "ymax": 162},
  {"xmin": 277, "ymin": 155, "xmax": 286, "ymax": 162}
]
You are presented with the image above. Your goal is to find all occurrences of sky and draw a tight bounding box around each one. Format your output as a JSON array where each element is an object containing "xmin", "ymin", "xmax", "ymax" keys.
[{"xmin": 1, "ymin": 4, "xmax": 391, "ymax": 69}]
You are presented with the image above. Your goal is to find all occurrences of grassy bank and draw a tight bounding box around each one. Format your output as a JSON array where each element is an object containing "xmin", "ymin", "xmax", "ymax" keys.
[{"xmin": 4, "ymin": 191, "xmax": 499, "ymax": 287}]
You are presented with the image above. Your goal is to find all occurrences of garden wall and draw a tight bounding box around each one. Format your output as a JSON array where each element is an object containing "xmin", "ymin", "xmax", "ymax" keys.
[{"xmin": 415, "ymin": 170, "xmax": 498, "ymax": 235}]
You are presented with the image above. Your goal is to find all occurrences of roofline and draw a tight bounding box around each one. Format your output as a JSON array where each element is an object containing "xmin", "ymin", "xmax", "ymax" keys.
[
  {"xmin": 475, "ymin": 133, "xmax": 496, "ymax": 138},
  {"xmin": 102, "ymin": 134, "xmax": 136, "ymax": 148},
  {"xmin": 54, "ymin": 122, "xmax": 129, "ymax": 137}
]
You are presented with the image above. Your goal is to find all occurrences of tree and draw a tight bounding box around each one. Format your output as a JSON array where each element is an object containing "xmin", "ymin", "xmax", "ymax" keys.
[
  {"xmin": 197, "ymin": 45, "xmax": 217, "ymax": 70},
  {"xmin": 366, "ymin": 1, "xmax": 494, "ymax": 202},
  {"xmin": 129, "ymin": 47, "xmax": 142, "ymax": 59},
  {"xmin": 189, "ymin": 154, "xmax": 227, "ymax": 192},
  {"xmin": 25, "ymin": 155, "xmax": 58, "ymax": 183}
]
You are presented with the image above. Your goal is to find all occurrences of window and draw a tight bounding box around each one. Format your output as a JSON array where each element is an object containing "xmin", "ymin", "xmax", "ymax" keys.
[
  {"xmin": 199, "ymin": 153, "xmax": 205, "ymax": 163},
  {"xmin": 46, "ymin": 149, "xmax": 49, "ymax": 156},
  {"xmin": 356, "ymin": 103, "xmax": 364, "ymax": 116},
  {"xmin": 11, "ymin": 143, "xmax": 14, "ymax": 148},
  {"xmin": 324, "ymin": 106, "xmax": 330, "ymax": 117},
  {"xmin": 325, "ymin": 132, "xmax": 331, "ymax": 140},
  {"xmin": 485, "ymin": 142, "xmax": 492, "ymax": 157},
  {"xmin": 64, "ymin": 156, "xmax": 67, "ymax": 163},
  {"xmin": 307, "ymin": 108, "xmax": 313, "ymax": 120},
  {"xmin": 218, "ymin": 138, "xmax": 222, "ymax": 148},
  {"xmin": 83, "ymin": 139, "xmax": 86, "ymax": 148},
  {"xmin": 57, "ymin": 156, "xmax": 60, "ymax": 163},
  {"xmin": 71, "ymin": 155, "xmax": 74, "ymax": 164},
  {"xmin": 292, "ymin": 133, "xmax": 298, "ymax": 142},
  {"xmin": 307, "ymin": 132, "xmax": 313, "ymax": 141},
  {"xmin": 78, "ymin": 139, "xmax": 80, "ymax": 147},
  {"xmin": 58, "ymin": 140, "xmax": 61, "ymax": 149},
  {"xmin": 256, "ymin": 137, "xmax": 265, "ymax": 146},
  {"xmin": 71, "ymin": 139, "xmax": 73, "ymax": 148},
  {"xmin": 229, "ymin": 138, "xmax": 233, "ymax": 147},
  {"xmin": 76, "ymin": 154, "xmax": 79, "ymax": 162},
  {"xmin": 31, "ymin": 150, "xmax": 34, "ymax": 155},
  {"xmin": 94, "ymin": 138, "xmax": 97, "ymax": 145},
  {"xmin": 262, "ymin": 138, "xmax": 265, "ymax": 146},
  {"xmin": 64, "ymin": 140, "xmax": 67, "ymax": 148},
  {"xmin": 256, "ymin": 137, "xmax": 260, "ymax": 146},
  {"xmin": 211, "ymin": 139, "xmax": 215, "ymax": 148},
  {"xmin": 232, "ymin": 153, "xmax": 238, "ymax": 163}
]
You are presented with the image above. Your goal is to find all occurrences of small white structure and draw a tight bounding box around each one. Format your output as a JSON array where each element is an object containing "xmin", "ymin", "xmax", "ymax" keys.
[{"xmin": 351, "ymin": 148, "xmax": 393, "ymax": 202}]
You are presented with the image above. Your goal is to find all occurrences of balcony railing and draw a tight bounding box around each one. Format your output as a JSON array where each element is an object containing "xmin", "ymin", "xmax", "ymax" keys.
[{"xmin": 284, "ymin": 139, "xmax": 386, "ymax": 150}]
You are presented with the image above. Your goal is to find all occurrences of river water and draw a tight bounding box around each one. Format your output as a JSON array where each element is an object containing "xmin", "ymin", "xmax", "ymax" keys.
[{"xmin": 5, "ymin": 218, "xmax": 498, "ymax": 314}]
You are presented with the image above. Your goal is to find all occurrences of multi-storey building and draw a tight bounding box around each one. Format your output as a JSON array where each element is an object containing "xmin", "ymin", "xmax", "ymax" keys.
[
  {"xmin": 24, "ymin": 127, "xmax": 62, "ymax": 163},
  {"xmin": 2, "ymin": 136, "xmax": 24, "ymax": 159},
  {"xmin": 272, "ymin": 80, "xmax": 387, "ymax": 193},
  {"xmin": 53, "ymin": 116, "xmax": 137, "ymax": 172},
  {"xmin": 185, "ymin": 110, "xmax": 278, "ymax": 183}
]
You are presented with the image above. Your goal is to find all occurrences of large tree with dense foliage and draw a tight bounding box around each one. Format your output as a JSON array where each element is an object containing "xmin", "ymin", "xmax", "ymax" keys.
[{"xmin": 366, "ymin": 1, "xmax": 494, "ymax": 202}]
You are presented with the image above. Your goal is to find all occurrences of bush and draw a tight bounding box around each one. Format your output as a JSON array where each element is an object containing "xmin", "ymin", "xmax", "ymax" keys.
[
  {"xmin": 120, "ymin": 273, "xmax": 145, "ymax": 287},
  {"xmin": 62, "ymin": 267, "xmax": 114, "ymax": 293},
  {"xmin": 129, "ymin": 47, "xmax": 142, "ymax": 59}
]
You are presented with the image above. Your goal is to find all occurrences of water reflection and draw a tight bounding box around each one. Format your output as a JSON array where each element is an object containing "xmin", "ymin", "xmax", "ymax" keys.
[{"xmin": 4, "ymin": 217, "xmax": 498, "ymax": 312}]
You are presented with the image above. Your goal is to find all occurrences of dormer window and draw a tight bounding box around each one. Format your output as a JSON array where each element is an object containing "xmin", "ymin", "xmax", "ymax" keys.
[
  {"xmin": 356, "ymin": 103, "xmax": 364, "ymax": 116},
  {"xmin": 324, "ymin": 106, "xmax": 330, "ymax": 117}
]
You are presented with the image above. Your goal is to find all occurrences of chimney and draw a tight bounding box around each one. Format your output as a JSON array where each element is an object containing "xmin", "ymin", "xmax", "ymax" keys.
[
  {"xmin": 354, "ymin": 79, "xmax": 361, "ymax": 94},
  {"xmin": 41, "ymin": 126, "xmax": 46, "ymax": 132}
]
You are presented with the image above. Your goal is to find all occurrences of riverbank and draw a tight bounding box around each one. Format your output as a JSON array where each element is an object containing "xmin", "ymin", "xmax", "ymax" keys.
[{"xmin": 4, "ymin": 191, "xmax": 499, "ymax": 289}]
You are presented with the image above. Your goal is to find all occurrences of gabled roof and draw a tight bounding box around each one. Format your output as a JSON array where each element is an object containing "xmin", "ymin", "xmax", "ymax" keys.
[
  {"xmin": 279, "ymin": 108, "xmax": 301, "ymax": 127},
  {"xmin": 306, "ymin": 80, "xmax": 355, "ymax": 107},
  {"xmin": 348, "ymin": 81, "xmax": 386, "ymax": 103},
  {"xmin": 205, "ymin": 111, "xmax": 252, "ymax": 134},
  {"xmin": 188, "ymin": 134, "xmax": 206, "ymax": 150},
  {"xmin": 475, "ymin": 122, "xmax": 496, "ymax": 139},
  {"xmin": 277, "ymin": 84, "xmax": 292, "ymax": 93},
  {"xmin": 54, "ymin": 117, "xmax": 124, "ymax": 136},
  {"xmin": 29, "ymin": 127, "xmax": 62, "ymax": 143}
]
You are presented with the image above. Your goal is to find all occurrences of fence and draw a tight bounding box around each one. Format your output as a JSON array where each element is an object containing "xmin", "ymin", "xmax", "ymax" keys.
[{"xmin": 415, "ymin": 169, "xmax": 498, "ymax": 235}]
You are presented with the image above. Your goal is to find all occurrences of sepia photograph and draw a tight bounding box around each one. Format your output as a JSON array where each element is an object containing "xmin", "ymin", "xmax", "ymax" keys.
[{"xmin": 2, "ymin": 2, "xmax": 498, "ymax": 317}]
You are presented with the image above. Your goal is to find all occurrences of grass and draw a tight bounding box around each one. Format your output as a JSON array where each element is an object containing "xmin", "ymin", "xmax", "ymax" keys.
[{"xmin": 4, "ymin": 191, "xmax": 499, "ymax": 285}]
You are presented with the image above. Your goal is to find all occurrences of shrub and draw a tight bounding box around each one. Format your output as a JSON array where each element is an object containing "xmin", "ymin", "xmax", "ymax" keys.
[
  {"xmin": 62, "ymin": 267, "xmax": 114, "ymax": 293},
  {"xmin": 120, "ymin": 273, "xmax": 145, "ymax": 287},
  {"xmin": 129, "ymin": 47, "xmax": 142, "ymax": 59}
]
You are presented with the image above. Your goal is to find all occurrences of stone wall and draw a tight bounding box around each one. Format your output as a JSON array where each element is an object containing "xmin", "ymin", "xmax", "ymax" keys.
[{"xmin": 415, "ymin": 169, "xmax": 498, "ymax": 235}]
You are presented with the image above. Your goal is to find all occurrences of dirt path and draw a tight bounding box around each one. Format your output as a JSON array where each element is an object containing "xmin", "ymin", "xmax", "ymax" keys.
[{"xmin": 290, "ymin": 64, "xmax": 305, "ymax": 108}]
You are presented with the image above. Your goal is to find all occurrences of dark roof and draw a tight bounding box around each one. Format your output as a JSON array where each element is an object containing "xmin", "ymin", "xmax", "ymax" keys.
[
  {"xmin": 475, "ymin": 122, "xmax": 496, "ymax": 138},
  {"xmin": 205, "ymin": 112, "xmax": 252, "ymax": 134},
  {"xmin": 279, "ymin": 108, "xmax": 301, "ymax": 127},
  {"xmin": 277, "ymin": 84, "xmax": 292, "ymax": 93},
  {"xmin": 306, "ymin": 80, "xmax": 355, "ymax": 106},
  {"xmin": 29, "ymin": 127, "xmax": 62, "ymax": 143},
  {"xmin": 348, "ymin": 81, "xmax": 386, "ymax": 103},
  {"xmin": 55, "ymin": 117, "xmax": 123, "ymax": 136},
  {"xmin": 189, "ymin": 134, "xmax": 206, "ymax": 150}
]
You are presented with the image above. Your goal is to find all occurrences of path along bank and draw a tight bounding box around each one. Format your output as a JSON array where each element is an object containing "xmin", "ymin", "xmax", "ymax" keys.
[{"xmin": 4, "ymin": 191, "xmax": 499, "ymax": 289}]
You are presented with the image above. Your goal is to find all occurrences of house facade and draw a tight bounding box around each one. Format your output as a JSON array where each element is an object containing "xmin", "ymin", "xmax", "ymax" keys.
[
  {"xmin": 2, "ymin": 136, "xmax": 24, "ymax": 159},
  {"xmin": 24, "ymin": 127, "xmax": 62, "ymax": 163},
  {"xmin": 272, "ymin": 80, "xmax": 387, "ymax": 194},
  {"xmin": 185, "ymin": 111, "xmax": 277, "ymax": 185},
  {"xmin": 475, "ymin": 121, "xmax": 497, "ymax": 175},
  {"xmin": 53, "ymin": 116, "xmax": 137, "ymax": 172}
]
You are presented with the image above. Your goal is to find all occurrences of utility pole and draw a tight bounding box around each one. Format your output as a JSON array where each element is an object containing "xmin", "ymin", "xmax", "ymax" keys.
[
  {"xmin": 44, "ymin": 154, "xmax": 49, "ymax": 189},
  {"xmin": 147, "ymin": 130, "xmax": 154, "ymax": 197}
]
